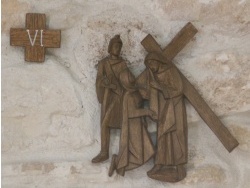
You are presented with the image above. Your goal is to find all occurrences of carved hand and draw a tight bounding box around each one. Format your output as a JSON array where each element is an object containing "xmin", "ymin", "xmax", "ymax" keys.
[
  {"xmin": 150, "ymin": 80, "xmax": 162, "ymax": 90},
  {"xmin": 101, "ymin": 77, "xmax": 117, "ymax": 89},
  {"xmin": 148, "ymin": 110, "xmax": 158, "ymax": 121}
]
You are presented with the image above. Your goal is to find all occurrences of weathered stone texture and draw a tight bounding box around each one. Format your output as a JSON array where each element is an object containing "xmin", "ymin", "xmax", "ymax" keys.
[{"xmin": 2, "ymin": 0, "xmax": 250, "ymax": 187}]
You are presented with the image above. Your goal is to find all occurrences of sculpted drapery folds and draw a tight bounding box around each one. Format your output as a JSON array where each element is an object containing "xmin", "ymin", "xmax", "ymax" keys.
[
  {"xmin": 92, "ymin": 29, "xmax": 239, "ymax": 182},
  {"xmin": 138, "ymin": 52, "xmax": 187, "ymax": 182},
  {"xmin": 108, "ymin": 69, "xmax": 156, "ymax": 177},
  {"xmin": 93, "ymin": 35, "xmax": 156, "ymax": 169},
  {"xmin": 136, "ymin": 28, "xmax": 238, "ymax": 182},
  {"xmin": 92, "ymin": 35, "xmax": 130, "ymax": 163}
]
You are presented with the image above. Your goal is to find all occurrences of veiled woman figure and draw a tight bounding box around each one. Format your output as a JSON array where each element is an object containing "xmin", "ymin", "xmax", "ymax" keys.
[
  {"xmin": 108, "ymin": 69, "xmax": 156, "ymax": 176},
  {"xmin": 139, "ymin": 52, "xmax": 187, "ymax": 182}
]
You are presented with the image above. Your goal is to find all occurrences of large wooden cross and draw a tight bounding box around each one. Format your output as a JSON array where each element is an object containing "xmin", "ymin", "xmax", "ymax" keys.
[
  {"xmin": 137, "ymin": 23, "xmax": 239, "ymax": 152},
  {"xmin": 10, "ymin": 13, "xmax": 61, "ymax": 62}
]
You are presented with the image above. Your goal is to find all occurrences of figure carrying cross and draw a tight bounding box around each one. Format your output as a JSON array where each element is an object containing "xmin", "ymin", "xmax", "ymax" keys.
[
  {"xmin": 136, "ymin": 22, "xmax": 239, "ymax": 182},
  {"xmin": 93, "ymin": 23, "xmax": 238, "ymax": 183}
]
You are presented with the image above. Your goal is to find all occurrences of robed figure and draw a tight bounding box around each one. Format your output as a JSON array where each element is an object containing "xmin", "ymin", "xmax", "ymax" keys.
[
  {"xmin": 138, "ymin": 52, "xmax": 187, "ymax": 182},
  {"xmin": 92, "ymin": 35, "xmax": 130, "ymax": 163},
  {"xmin": 108, "ymin": 69, "xmax": 156, "ymax": 176}
]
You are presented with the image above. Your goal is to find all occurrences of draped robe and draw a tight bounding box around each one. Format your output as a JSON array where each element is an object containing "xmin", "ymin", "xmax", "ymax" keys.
[
  {"xmin": 96, "ymin": 57, "xmax": 127, "ymax": 129},
  {"xmin": 138, "ymin": 64, "xmax": 187, "ymax": 166},
  {"xmin": 115, "ymin": 89, "xmax": 155, "ymax": 172},
  {"xmin": 96, "ymin": 56, "xmax": 129, "ymax": 152},
  {"xmin": 153, "ymin": 65, "xmax": 187, "ymax": 166}
]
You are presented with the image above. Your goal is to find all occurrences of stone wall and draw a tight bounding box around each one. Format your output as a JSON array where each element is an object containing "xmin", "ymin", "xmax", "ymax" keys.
[{"xmin": 2, "ymin": 0, "xmax": 250, "ymax": 187}]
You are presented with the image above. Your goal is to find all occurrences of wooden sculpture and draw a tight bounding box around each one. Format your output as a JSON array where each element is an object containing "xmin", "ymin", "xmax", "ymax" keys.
[
  {"xmin": 94, "ymin": 25, "xmax": 239, "ymax": 183},
  {"xmin": 10, "ymin": 13, "xmax": 61, "ymax": 62},
  {"xmin": 136, "ymin": 23, "xmax": 239, "ymax": 182},
  {"xmin": 142, "ymin": 52, "xmax": 187, "ymax": 182},
  {"xmin": 92, "ymin": 35, "xmax": 133, "ymax": 163},
  {"xmin": 108, "ymin": 70, "xmax": 156, "ymax": 177}
]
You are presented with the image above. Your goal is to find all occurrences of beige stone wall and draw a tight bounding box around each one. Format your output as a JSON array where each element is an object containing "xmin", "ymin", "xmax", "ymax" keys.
[{"xmin": 2, "ymin": 0, "xmax": 250, "ymax": 187}]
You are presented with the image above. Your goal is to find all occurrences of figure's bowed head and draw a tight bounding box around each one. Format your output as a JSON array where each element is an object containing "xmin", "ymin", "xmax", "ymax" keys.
[
  {"xmin": 144, "ymin": 52, "xmax": 172, "ymax": 73},
  {"xmin": 145, "ymin": 59, "xmax": 160, "ymax": 73}
]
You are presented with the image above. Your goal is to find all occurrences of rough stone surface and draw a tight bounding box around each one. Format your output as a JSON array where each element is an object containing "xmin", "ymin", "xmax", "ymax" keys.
[{"xmin": 2, "ymin": 0, "xmax": 250, "ymax": 187}]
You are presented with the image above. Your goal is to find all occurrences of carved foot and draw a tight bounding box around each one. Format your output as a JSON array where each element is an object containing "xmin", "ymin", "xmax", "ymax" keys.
[
  {"xmin": 177, "ymin": 164, "xmax": 186, "ymax": 180},
  {"xmin": 147, "ymin": 165, "xmax": 162, "ymax": 176},
  {"xmin": 116, "ymin": 167, "xmax": 125, "ymax": 176},
  {"xmin": 91, "ymin": 151, "xmax": 109, "ymax": 163},
  {"xmin": 108, "ymin": 154, "xmax": 117, "ymax": 177},
  {"xmin": 147, "ymin": 165, "xmax": 186, "ymax": 182}
]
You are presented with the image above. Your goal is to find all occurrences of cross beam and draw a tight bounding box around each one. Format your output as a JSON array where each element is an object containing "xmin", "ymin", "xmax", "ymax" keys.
[
  {"xmin": 10, "ymin": 13, "xmax": 61, "ymax": 62},
  {"xmin": 138, "ymin": 22, "xmax": 239, "ymax": 152}
]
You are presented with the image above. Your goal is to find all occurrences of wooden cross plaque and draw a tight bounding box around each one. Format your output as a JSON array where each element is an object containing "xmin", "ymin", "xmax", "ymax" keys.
[{"xmin": 10, "ymin": 13, "xmax": 61, "ymax": 62}]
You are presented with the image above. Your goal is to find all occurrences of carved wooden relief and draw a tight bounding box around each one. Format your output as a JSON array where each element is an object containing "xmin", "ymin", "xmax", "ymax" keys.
[{"xmin": 93, "ymin": 23, "xmax": 239, "ymax": 183}]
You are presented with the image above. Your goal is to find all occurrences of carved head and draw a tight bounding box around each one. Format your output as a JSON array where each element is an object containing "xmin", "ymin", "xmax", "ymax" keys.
[
  {"xmin": 108, "ymin": 35, "xmax": 123, "ymax": 56},
  {"xmin": 145, "ymin": 52, "xmax": 162, "ymax": 73},
  {"xmin": 145, "ymin": 52, "xmax": 171, "ymax": 73}
]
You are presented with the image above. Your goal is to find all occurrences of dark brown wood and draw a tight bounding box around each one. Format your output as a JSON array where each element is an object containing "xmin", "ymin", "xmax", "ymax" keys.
[
  {"xmin": 143, "ymin": 52, "xmax": 188, "ymax": 182},
  {"xmin": 93, "ymin": 24, "xmax": 238, "ymax": 183},
  {"xmin": 92, "ymin": 36, "xmax": 155, "ymax": 171},
  {"xmin": 25, "ymin": 13, "xmax": 46, "ymax": 29},
  {"xmin": 10, "ymin": 13, "xmax": 61, "ymax": 62},
  {"xmin": 163, "ymin": 22, "xmax": 198, "ymax": 60},
  {"xmin": 93, "ymin": 36, "xmax": 157, "ymax": 178},
  {"xmin": 140, "ymin": 22, "xmax": 198, "ymax": 61},
  {"xmin": 140, "ymin": 29, "xmax": 239, "ymax": 153},
  {"xmin": 137, "ymin": 22, "xmax": 238, "ymax": 182},
  {"xmin": 108, "ymin": 79, "xmax": 155, "ymax": 176},
  {"xmin": 141, "ymin": 34, "xmax": 162, "ymax": 53},
  {"xmin": 10, "ymin": 29, "xmax": 61, "ymax": 47},
  {"xmin": 181, "ymin": 75, "xmax": 239, "ymax": 152}
]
